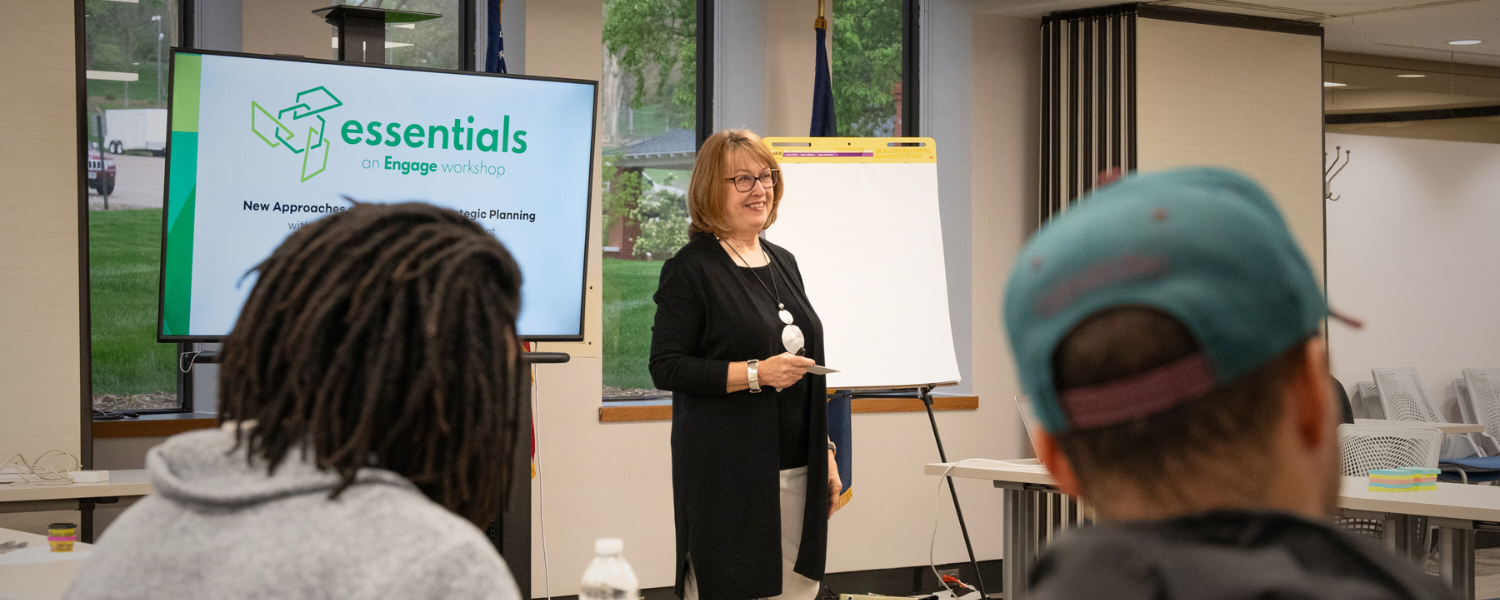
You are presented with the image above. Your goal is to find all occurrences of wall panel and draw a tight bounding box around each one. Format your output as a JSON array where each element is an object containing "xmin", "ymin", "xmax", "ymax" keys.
[
  {"xmin": 1135, "ymin": 18, "xmax": 1325, "ymax": 278},
  {"xmin": 0, "ymin": 0, "xmax": 84, "ymax": 534}
]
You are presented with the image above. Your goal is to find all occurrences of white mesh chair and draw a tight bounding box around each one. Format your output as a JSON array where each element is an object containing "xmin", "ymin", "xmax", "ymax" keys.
[
  {"xmin": 1338, "ymin": 423, "xmax": 1442, "ymax": 477},
  {"xmin": 1454, "ymin": 379, "xmax": 1494, "ymax": 457},
  {"xmin": 1443, "ymin": 369, "xmax": 1500, "ymax": 484},
  {"xmin": 1461, "ymin": 369, "xmax": 1500, "ymax": 456},
  {"xmin": 1372, "ymin": 368, "xmax": 1456, "ymax": 459},
  {"xmin": 1355, "ymin": 381, "xmax": 1384, "ymax": 420},
  {"xmin": 1337, "ymin": 424, "xmax": 1442, "ymax": 542}
]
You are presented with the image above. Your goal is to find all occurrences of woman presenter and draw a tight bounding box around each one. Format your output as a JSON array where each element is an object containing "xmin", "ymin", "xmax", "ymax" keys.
[{"xmin": 650, "ymin": 129, "xmax": 841, "ymax": 600}]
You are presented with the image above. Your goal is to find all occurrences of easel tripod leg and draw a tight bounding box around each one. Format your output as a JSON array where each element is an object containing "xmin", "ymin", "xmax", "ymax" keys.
[{"xmin": 922, "ymin": 387, "xmax": 990, "ymax": 597}]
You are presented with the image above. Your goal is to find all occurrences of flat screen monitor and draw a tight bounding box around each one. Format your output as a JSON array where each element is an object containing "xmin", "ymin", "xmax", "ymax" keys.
[{"xmin": 156, "ymin": 50, "xmax": 596, "ymax": 342}]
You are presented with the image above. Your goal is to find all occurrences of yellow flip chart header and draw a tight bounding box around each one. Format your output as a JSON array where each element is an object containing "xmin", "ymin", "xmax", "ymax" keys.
[{"xmin": 764, "ymin": 137, "xmax": 937, "ymax": 164}]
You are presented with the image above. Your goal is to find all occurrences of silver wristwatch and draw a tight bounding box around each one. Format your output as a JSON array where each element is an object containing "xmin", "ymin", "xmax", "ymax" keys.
[{"xmin": 747, "ymin": 359, "xmax": 761, "ymax": 393}]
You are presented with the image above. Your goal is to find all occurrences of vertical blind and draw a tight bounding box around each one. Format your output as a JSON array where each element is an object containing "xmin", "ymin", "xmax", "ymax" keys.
[{"xmin": 1040, "ymin": 6, "xmax": 1136, "ymax": 224}]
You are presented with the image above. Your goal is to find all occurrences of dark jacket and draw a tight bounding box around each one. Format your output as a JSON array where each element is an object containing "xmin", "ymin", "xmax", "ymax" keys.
[
  {"xmin": 650, "ymin": 234, "xmax": 829, "ymax": 600},
  {"xmin": 1031, "ymin": 510, "xmax": 1454, "ymax": 600}
]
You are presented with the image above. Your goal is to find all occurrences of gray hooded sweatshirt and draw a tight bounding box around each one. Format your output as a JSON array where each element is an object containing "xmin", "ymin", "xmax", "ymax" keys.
[{"xmin": 65, "ymin": 426, "xmax": 521, "ymax": 600}]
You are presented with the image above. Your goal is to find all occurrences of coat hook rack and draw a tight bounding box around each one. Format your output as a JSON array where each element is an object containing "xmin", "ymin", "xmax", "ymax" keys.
[{"xmin": 1325, "ymin": 145, "xmax": 1351, "ymax": 202}]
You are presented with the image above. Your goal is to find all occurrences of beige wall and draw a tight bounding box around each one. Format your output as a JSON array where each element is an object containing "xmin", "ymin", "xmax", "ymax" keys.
[
  {"xmin": 0, "ymin": 1, "xmax": 84, "ymax": 534},
  {"xmin": 521, "ymin": 2, "xmax": 640, "ymax": 597},
  {"xmin": 243, "ymin": 0, "xmax": 332, "ymax": 59},
  {"xmin": 970, "ymin": 14, "xmax": 1038, "ymax": 464},
  {"xmin": 532, "ymin": 0, "xmax": 603, "ymax": 359},
  {"xmin": 763, "ymin": 0, "xmax": 827, "ymax": 137},
  {"xmin": 1135, "ymin": 19, "xmax": 1326, "ymax": 279}
]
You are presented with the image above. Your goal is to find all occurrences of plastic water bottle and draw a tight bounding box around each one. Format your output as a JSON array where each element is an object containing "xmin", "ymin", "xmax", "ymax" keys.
[{"xmin": 580, "ymin": 538, "xmax": 639, "ymax": 600}]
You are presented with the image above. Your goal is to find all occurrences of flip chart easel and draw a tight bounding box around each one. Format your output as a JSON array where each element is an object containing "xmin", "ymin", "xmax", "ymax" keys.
[{"xmin": 765, "ymin": 137, "xmax": 985, "ymax": 597}]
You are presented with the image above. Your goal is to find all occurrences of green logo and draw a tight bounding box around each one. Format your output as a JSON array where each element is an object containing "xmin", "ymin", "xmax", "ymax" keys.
[{"xmin": 251, "ymin": 86, "xmax": 343, "ymax": 182}]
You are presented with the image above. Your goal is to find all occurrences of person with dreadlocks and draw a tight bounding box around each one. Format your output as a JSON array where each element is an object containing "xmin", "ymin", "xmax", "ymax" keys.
[{"xmin": 66, "ymin": 202, "xmax": 528, "ymax": 600}]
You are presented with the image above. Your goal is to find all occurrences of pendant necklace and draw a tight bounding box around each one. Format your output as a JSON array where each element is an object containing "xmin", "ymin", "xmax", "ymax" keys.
[{"xmin": 720, "ymin": 238, "xmax": 805, "ymax": 355}]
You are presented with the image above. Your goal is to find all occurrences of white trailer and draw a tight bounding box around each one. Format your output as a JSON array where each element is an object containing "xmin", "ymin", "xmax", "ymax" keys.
[{"xmin": 104, "ymin": 108, "xmax": 168, "ymax": 155}]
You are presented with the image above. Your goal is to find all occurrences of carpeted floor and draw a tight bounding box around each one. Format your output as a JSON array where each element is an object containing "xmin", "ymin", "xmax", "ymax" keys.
[
  {"xmin": 1424, "ymin": 546, "xmax": 1500, "ymax": 600},
  {"xmin": 1476, "ymin": 547, "xmax": 1500, "ymax": 600}
]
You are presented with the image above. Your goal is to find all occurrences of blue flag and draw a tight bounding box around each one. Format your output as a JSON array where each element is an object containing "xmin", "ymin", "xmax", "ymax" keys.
[
  {"xmin": 485, "ymin": 0, "xmax": 508, "ymax": 74},
  {"xmin": 828, "ymin": 391, "xmax": 853, "ymax": 509},
  {"xmin": 810, "ymin": 25, "xmax": 836, "ymax": 137}
]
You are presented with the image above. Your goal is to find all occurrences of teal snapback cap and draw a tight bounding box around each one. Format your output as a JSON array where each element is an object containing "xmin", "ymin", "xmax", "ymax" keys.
[{"xmin": 1003, "ymin": 167, "xmax": 1327, "ymax": 433}]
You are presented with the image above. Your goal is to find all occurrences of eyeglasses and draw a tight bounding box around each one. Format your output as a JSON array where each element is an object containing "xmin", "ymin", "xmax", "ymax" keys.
[{"xmin": 725, "ymin": 170, "xmax": 779, "ymax": 193}]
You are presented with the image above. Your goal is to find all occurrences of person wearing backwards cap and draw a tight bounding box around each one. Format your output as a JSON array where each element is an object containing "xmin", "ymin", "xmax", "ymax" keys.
[{"xmin": 1003, "ymin": 167, "xmax": 1451, "ymax": 600}]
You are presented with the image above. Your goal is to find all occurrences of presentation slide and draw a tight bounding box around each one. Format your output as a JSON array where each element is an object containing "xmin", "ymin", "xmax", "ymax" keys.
[{"xmin": 159, "ymin": 51, "xmax": 596, "ymax": 340}]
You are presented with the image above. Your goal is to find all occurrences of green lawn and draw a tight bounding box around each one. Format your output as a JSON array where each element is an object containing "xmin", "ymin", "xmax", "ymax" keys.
[
  {"xmin": 602, "ymin": 258, "xmax": 665, "ymax": 391},
  {"xmin": 90, "ymin": 208, "xmax": 176, "ymax": 396}
]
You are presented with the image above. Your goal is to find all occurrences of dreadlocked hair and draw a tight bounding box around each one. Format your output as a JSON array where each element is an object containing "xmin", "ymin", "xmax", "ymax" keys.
[{"xmin": 219, "ymin": 201, "xmax": 526, "ymax": 528}]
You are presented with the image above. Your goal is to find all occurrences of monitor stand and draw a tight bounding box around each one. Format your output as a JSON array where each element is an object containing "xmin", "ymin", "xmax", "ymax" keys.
[{"xmin": 312, "ymin": 5, "xmax": 440, "ymax": 64}]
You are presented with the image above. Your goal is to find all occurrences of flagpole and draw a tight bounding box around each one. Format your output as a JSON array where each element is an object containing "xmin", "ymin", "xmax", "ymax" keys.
[{"xmin": 816, "ymin": 0, "xmax": 826, "ymax": 29}]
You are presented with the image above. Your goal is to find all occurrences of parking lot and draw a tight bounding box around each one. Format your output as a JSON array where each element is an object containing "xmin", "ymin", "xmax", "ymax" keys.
[{"xmin": 89, "ymin": 153, "xmax": 165, "ymax": 210}]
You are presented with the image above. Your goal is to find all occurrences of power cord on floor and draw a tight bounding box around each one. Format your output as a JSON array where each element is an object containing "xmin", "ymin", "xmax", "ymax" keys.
[{"xmin": 929, "ymin": 459, "xmax": 1030, "ymax": 597}]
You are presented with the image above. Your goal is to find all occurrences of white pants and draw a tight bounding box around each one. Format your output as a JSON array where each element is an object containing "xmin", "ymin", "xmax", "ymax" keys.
[{"xmin": 685, "ymin": 466, "xmax": 821, "ymax": 600}]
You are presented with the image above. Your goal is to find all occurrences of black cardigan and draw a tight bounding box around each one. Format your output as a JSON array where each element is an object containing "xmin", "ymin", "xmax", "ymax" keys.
[{"xmin": 650, "ymin": 234, "xmax": 829, "ymax": 600}]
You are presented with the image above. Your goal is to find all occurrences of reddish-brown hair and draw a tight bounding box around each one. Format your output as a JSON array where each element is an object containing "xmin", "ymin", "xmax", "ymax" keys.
[{"xmin": 687, "ymin": 129, "xmax": 784, "ymax": 240}]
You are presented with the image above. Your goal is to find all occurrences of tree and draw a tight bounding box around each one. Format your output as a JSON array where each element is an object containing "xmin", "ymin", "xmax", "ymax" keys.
[
  {"xmin": 633, "ymin": 189, "xmax": 689, "ymax": 259},
  {"xmin": 831, "ymin": 0, "xmax": 902, "ymax": 137},
  {"xmin": 365, "ymin": 0, "xmax": 463, "ymax": 69},
  {"xmin": 92, "ymin": 0, "xmax": 148, "ymax": 107},
  {"xmin": 87, "ymin": 0, "xmax": 177, "ymax": 108},
  {"xmin": 603, "ymin": 0, "xmax": 696, "ymax": 132},
  {"xmin": 602, "ymin": 153, "xmax": 647, "ymax": 247}
]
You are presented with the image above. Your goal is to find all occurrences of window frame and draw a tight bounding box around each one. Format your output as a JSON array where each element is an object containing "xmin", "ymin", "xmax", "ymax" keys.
[
  {"xmin": 81, "ymin": 0, "xmax": 194, "ymax": 417},
  {"xmin": 597, "ymin": 0, "xmax": 928, "ymax": 416},
  {"xmin": 598, "ymin": 0, "xmax": 712, "ymax": 402},
  {"xmin": 902, "ymin": 0, "xmax": 920, "ymax": 136}
]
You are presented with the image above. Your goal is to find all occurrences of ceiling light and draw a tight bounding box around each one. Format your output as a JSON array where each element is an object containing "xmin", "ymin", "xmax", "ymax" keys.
[
  {"xmin": 1397, "ymin": 74, "xmax": 1427, "ymax": 78},
  {"xmin": 1448, "ymin": 39, "xmax": 1483, "ymax": 45},
  {"xmin": 1324, "ymin": 82, "xmax": 1346, "ymax": 87}
]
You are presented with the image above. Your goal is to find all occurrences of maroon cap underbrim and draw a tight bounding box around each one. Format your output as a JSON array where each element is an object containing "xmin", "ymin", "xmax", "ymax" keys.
[{"xmin": 1058, "ymin": 353, "xmax": 1217, "ymax": 429}]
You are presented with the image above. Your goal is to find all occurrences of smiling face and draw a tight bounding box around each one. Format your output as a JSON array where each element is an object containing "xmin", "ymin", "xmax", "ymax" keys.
[
  {"xmin": 722, "ymin": 150, "xmax": 776, "ymax": 238},
  {"xmin": 685, "ymin": 129, "xmax": 784, "ymax": 240}
]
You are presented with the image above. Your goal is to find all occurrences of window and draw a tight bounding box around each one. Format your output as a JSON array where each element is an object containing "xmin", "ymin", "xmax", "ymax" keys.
[
  {"xmin": 84, "ymin": 0, "xmax": 180, "ymax": 412},
  {"xmin": 600, "ymin": 0, "xmax": 699, "ymax": 400},
  {"xmin": 832, "ymin": 0, "xmax": 906, "ymax": 137}
]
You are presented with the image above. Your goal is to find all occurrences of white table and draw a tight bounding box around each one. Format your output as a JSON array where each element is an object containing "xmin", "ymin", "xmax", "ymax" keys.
[
  {"xmin": 0, "ymin": 470, "xmax": 152, "ymax": 516},
  {"xmin": 0, "ymin": 470, "xmax": 153, "ymax": 543},
  {"xmin": 926, "ymin": 460, "xmax": 1500, "ymax": 600},
  {"xmin": 1354, "ymin": 419, "xmax": 1486, "ymax": 434},
  {"xmin": 0, "ymin": 526, "xmax": 94, "ymax": 600}
]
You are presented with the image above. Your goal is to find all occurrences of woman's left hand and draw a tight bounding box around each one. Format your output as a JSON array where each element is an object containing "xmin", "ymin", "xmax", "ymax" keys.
[{"xmin": 827, "ymin": 449, "xmax": 843, "ymax": 518}]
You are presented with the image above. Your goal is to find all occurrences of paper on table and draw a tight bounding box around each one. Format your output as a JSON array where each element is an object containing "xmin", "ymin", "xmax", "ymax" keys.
[
  {"xmin": 0, "ymin": 545, "xmax": 92, "ymax": 566},
  {"xmin": 807, "ymin": 365, "xmax": 838, "ymax": 375}
]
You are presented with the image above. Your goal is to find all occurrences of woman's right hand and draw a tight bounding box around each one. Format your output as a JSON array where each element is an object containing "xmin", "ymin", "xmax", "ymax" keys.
[{"xmin": 759, "ymin": 353, "xmax": 815, "ymax": 390}]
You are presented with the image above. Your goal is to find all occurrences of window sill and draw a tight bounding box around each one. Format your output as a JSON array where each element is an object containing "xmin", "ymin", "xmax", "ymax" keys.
[
  {"xmin": 598, "ymin": 395, "xmax": 978, "ymax": 423},
  {"xmin": 92, "ymin": 412, "xmax": 219, "ymax": 439}
]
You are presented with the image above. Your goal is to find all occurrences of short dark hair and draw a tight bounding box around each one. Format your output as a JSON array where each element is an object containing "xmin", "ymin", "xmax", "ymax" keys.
[
  {"xmin": 219, "ymin": 202, "xmax": 527, "ymax": 527},
  {"xmin": 1050, "ymin": 306, "xmax": 1306, "ymax": 501}
]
